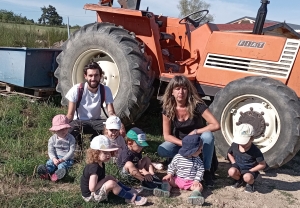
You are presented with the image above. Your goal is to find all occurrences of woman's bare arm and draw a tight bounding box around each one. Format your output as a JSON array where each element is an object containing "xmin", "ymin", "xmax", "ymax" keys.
[
  {"xmin": 192, "ymin": 109, "xmax": 220, "ymax": 135},
  {"xmin": 162, "ymin": 114, "xmax": 183, "ymax": 146}
]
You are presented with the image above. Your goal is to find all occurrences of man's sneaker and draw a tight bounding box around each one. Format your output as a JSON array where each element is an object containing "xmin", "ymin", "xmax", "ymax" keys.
[
  {"xmin": 244, "ymin": 183, "xmax": 254, "ymax": 193},
  {"xmin": 37, "ymin": 164, "xmax": 49, "ymax": 180},
  {"xmin": 125, "ymin": 194, "xmax": 148, "ymax": 206},
  {"xmin": 50, "ymin": 168, "xmax": 66, "ymax": 182},
  {"xmin": 231, "ymin": 179, "xmax": 245, "ymax": 188},
  {"xmin": 187, "ymin": 191, "xmax": 205, "ymax": 205},
  {"xmin": 141, "ymin": 180, "xmax": 158, "ymax": 190},
  {"xmin": 153, "ymin": 188, "xmax": 170, "ymax": 197},
  {"xmin": 152, "ymin": 174, "xmax": 163, "ymax": 184},
  {"xmin": 203, "ymin": 170, "xmax": 214, "ymax": 188}
]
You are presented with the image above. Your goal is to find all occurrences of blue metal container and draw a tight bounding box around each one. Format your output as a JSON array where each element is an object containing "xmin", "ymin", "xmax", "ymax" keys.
[{"xmin": 0, "ymin": 47, "xmax": 61, "ymax": 88}]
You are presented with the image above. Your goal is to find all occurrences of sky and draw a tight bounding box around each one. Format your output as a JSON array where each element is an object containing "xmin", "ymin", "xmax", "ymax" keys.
[{"xmin": 0, "ymin": 0, "xmax": 299, "ymax": 26}]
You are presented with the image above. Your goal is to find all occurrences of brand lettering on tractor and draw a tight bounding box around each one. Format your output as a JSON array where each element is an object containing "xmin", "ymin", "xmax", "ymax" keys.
[{"xmin": 238, "ymin": 40, "xmax": 265, "ymax": 48}]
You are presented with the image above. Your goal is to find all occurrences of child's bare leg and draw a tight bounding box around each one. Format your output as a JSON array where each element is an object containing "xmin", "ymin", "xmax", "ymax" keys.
[
  {"xmin": 243, "ymin": 173, "xmax": 254, "ymax": 184},
  {"xmin": 137, "ymin": 157, "xmax": 154, "ymax": 175},
  {"xmin": 190, "ymin": 183, "xmax": 203, "ymax": 192},
  {"xmin": 228, "ymin": 167, "xmax": 241, "ymax": 180},
  {"xmin": 124, "ymin": 161, "xmax": 144, "ymax": 181},
  {"xmin": 102, "ymin": 180, "xmax": 122, "ymax": 195}
]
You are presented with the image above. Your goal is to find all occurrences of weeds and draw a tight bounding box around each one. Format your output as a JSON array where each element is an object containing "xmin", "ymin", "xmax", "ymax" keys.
[
  {"xmin": 0, "ymin": 23, "xmax": 70, "ymax": 47},
  {"xmin": 0, "ymin": 96, "xmax": 164, "ymax": 207}
]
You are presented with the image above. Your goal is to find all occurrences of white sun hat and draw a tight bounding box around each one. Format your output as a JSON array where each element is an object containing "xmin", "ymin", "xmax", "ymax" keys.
[
  {"xmin": 90, "ymin": 135, "xmax": 119, "ymax": 151},
  {"xmin": 233, "ymin": 123, "xmax": 254, "ymax": 145}
]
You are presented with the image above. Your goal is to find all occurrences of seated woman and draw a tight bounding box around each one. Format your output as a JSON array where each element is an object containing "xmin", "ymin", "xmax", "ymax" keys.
[{"xmin": 157, "ymin": 75, "xmax": 220, "ymax": 187}]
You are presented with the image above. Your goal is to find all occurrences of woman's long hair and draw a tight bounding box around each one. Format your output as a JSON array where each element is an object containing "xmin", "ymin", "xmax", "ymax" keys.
[{"xmin": 162, "ymin": 75, "xmax": 204, "ymax": 120}]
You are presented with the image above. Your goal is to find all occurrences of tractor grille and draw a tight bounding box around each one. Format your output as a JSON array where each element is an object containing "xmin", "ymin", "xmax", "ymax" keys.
[{"xmin": 204, "ymin": 39, "xmax": 300, "ymax": 78}]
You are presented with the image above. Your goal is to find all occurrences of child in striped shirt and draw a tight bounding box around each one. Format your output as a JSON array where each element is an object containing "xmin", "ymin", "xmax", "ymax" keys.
[{"xmin": 154, "ymin": 134, "xmax": 205, "ymax": 206}]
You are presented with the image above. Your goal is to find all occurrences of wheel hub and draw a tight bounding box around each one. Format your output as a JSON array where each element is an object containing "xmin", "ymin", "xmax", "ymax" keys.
[{"xmin": 236, "ymin": 107, "xmax": 269, "ymax": 139}]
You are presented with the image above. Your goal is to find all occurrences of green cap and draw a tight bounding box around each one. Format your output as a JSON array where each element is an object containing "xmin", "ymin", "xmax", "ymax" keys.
[{"xmin": 126, "ymin": 127, "xmax": 149, "ymax": 147}]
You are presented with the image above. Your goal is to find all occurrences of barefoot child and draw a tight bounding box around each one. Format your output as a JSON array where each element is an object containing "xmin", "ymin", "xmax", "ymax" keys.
[
  {"xmin": 117, "ymin": 127, "xmax": 162, "ymax": 190},
  {"xmin": 80, "ymin": 135, "xmax": 147, "ymax": 205},
  {"xmin": 228, "ymin": 123, "xmax": 266, "ymax": 193},
  {"xmin": 154, "ymin": 135, "xmax": 205, "ymax": 206},
  {"xmin": 37, "ymin": 114, "xmax": 75, "ymax": 181}
]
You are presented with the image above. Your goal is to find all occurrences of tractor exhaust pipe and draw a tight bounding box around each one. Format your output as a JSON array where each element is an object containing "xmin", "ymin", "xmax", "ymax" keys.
[{"xmin": 252, "ymin": 0, "xmax": 270, "ymax": 35}]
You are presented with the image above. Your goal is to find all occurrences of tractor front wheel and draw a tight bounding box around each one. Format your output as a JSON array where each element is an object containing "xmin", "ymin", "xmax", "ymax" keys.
[{"xmin": 210, "ymin": 76, "xmax": 300, "ymax": 168}]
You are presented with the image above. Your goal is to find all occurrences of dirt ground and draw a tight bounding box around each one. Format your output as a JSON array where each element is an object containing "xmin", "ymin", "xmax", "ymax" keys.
[{"xmin": 140, "ymin": 153, "xmax": 300, "ymax": 208}]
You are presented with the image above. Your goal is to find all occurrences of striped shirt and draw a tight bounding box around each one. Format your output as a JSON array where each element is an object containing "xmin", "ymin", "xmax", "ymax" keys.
[{"xmin": 167, "ymin": 154, "xmax": 204, "ymax": 181}]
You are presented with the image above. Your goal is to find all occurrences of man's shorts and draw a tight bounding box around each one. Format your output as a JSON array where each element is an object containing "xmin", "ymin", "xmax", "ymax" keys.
[
  {"xmin": 231, "ymin": 163, "xmax": 259, "ymax": 179},
  {"xmin": 82, "ymin": 185, "xmax": 107, "ymax": 202}
]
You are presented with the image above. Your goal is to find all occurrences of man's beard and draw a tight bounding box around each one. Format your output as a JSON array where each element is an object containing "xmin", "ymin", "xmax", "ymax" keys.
[{"xmin": 87, "ymin": 80, "xmax": 100, "ymax": 89}]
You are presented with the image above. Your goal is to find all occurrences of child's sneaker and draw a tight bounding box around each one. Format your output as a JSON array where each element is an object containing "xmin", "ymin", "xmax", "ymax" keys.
[
  {"xmin": 37, "ymin": 164, "xmax": 49, "ymax": 180},
  {"xmin": 152, "ymin": 174, "xmax": 163, "ymax": 184},
  {"xmin": 125, "ymin": 194, "xmax": 147, "ymax": 206},
  {"xmin": 153, "ymin": 188, "xmax": 170, "ymax": 197},
  {"xmin": 244, "ymin": 183, "xmax": 254, "ymax": 193},
  {"xmin": 187, "ymin": 190, "xmax": 205, "ymax": 205},
  {"xmin": 50, "ymin": 168, "xmax": 66, "ymax": 182},
  {"xmin": 231, "ymin": 178, "xmax": 245, "ymax": 188},
  {"xmin": 141, "ymin": 180, "xmax": 158, "ymax": 190}
]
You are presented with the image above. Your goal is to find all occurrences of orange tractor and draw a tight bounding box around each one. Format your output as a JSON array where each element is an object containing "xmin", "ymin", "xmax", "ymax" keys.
[{"xmin": 54, "ymin": 0, "xmax": 300, "ymax": 168}]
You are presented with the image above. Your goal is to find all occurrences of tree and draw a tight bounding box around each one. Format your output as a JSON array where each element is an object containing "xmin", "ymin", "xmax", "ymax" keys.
[
  {"xmin": 38, "ymin": 5, "xmax": 63, "ymax": 26},
  {"xmin": 177, "ymin": 0, "xmax": 214, "ymax": 23}
]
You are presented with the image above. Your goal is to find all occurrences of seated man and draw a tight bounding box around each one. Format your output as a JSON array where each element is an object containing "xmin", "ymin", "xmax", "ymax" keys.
[{"xmin": 65, "ymin": 61, "xmax": 115, "ymax": 145}]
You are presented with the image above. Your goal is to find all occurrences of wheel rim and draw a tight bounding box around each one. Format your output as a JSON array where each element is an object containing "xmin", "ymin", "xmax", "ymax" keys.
[
  {"xmin": 221, "ymin": 94, "xmax": 281, "ymax": 153},
  {"xmin": 72, "ymin": 49, "xmax": 120, "ymax": 98}
]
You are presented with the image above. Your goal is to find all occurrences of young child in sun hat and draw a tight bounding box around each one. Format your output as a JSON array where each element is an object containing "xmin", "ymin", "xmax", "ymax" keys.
[
  {"xmin": 37, "ymin": 114, "xmax": 76, "ymax": 182},
  {"xmin": 227, "ymin": 123, "xmax": 266, "ymax": 193},
  {"xmin": 117, "ymin": 127, "xmax": 162, "ymax": 191},
  {"xmin": 80, "ymin": 135, "xmax": 147, "ymax": 205},
  {"xmin": 102, "ymin": 116, "xmax": 126, "ymax": 159},
  {"xmin": 154, "ymin": 134, "xmax": 205, "ymax": 206}
]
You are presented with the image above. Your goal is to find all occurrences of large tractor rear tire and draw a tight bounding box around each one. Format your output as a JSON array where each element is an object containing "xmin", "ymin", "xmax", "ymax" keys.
[
  {"xmin": 54, "ymin": 22, "xmax": 155, "ymax": 125},
  {"xmin": 210, "ymin": 76, "xmax": 300, "ymax": 168}
]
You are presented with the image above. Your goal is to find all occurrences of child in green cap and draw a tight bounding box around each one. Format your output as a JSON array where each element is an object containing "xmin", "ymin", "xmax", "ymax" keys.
[{"xmin": 117, "ymin": 127, "xmax": 162, "ymax": 190}]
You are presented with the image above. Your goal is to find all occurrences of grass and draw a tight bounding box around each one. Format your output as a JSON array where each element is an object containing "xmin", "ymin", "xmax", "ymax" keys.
[
  {"xmin": 0, "ymin": 23, "xmax": 76, "ymax": 48},
  {"xmin": 0, "ymin": 96, "xmax": 165, "ymax": 207}
]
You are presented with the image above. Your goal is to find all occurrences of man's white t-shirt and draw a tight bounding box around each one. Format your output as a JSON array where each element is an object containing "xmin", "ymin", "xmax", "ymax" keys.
[{"xmin": 65, "ymin": 82, "xmax": 113, "ymax": 120}]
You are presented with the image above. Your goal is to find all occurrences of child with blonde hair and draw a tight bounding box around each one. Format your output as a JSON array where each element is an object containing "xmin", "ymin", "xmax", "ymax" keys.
[
  {"xmin": 37, "ymin": 114, "xmax": 75, "ymax": 181},
  {"xmin": 80, "ymin": 135, "xmax": 147, "ymax": 205}
]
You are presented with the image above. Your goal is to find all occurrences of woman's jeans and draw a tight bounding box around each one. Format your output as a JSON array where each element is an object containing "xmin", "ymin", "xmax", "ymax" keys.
[
  {"xmin": 157, "ymin": 131, "xmax": 215, "ymax": 170},
  {"xmin": 46, "ymin": 155, "xmax": 74, "ymax": 174}
]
